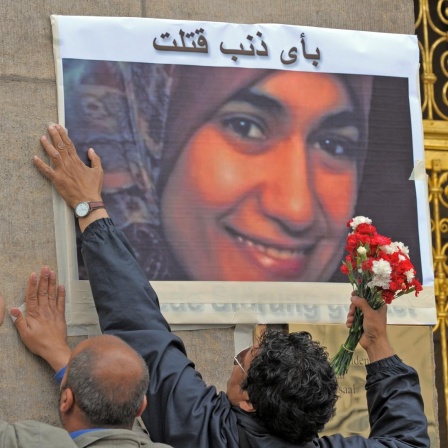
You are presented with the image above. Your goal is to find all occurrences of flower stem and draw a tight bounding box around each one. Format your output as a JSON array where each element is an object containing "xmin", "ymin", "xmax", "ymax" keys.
[{"xmin": 331, "ymin": 307, "xmax": 364, "ymax": 376}]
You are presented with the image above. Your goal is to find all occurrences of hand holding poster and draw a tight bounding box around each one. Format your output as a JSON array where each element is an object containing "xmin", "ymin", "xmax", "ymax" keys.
[{"xmin": 50, "ymin": 16, "xmax": 435, "ymax": 329}]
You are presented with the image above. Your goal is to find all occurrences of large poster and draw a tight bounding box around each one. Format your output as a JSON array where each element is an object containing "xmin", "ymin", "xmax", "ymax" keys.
[{"xmin": 51, "ymin": 16, "xmax": 435, "ymax": 330}]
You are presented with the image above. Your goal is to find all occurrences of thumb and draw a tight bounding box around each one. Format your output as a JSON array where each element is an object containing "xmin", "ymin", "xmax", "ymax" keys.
[
  {"xmin": 350, "ymin": 295, "xmax": 370, "ymax": 313},
  {"xmin": 88, "ymin": 148, "xmax": 102, "ymax": 169},
  {"xmin": 10, "ymin": 308, "xmax": 27, "ymax": 334}
]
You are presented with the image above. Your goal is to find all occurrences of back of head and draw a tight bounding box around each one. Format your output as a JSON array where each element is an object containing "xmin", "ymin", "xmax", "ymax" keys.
[
  {"xmin": 243, "ymin": 330, "xmax": 337, "ymax": 444},
  {"xmin": 64, "ymin": 335, "xmax": 149, "ymax": 429}
]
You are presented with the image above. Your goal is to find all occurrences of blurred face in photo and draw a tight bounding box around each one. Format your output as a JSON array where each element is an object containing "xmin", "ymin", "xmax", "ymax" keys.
[{"xmin": 161, "ymin": 71, "xmax": 368, "ymax": 281}]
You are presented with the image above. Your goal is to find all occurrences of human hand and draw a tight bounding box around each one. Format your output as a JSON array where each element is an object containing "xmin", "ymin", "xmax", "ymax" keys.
[
  {"xmin": 34, "ymin": 124, "xmax": 103, "ymax": 209},
  {"xmin": 11, "ymin": 267, "xmax": 71, "ymax": 372},
  {"xmin": 346, "ymin": 295, "xmax": 394, "ymax": 362}
]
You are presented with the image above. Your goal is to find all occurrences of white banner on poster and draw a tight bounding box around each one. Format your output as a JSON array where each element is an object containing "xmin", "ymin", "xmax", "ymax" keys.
[
  {"xmin": 51, "ymin": 15, "xmax": 435, "ymax": 331},
  {"xmin": 53, "ymin": 16, "xmax": 419, "ymax": 76}
]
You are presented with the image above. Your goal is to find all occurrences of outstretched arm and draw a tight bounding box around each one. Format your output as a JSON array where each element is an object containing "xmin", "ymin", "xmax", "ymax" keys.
[
  {"xmin": 34, "ymin": 125, "xmax": 239, "ymax": 447},
  {"xmin": 11, "ymin": 267, "xmax": 71, "ymax": 372},
  {"xmin": 342, "ymin": 295, "xmax": 430, "ymax": 447}
]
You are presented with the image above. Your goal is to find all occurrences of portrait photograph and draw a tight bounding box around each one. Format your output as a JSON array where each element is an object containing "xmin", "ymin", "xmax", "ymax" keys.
[
  {"xmin": 51, "ymin": 16, "xmax": 434, "ymax": 325},
  {"xmin": 63, "ymin": 61, "xmax": 422, "ymax": 284}
]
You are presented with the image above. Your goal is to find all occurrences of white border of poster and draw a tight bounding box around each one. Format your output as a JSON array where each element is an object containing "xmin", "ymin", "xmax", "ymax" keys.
[{"xmin": 50, "ymin": 15, "xmax": 436, "ymax": 332}]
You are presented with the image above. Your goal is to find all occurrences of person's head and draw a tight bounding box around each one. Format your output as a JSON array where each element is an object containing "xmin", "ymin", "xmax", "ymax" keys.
[
  {"xmin": 226, "ymin": 330, "xmax": 338, "ymax": 444},
  {"xmin": 59, "ymin": 334, "xmax": 149, "ymax": 432},
  {"xmin": 159, "ymin": 67, "xmax": 373, "ymax": 281}
]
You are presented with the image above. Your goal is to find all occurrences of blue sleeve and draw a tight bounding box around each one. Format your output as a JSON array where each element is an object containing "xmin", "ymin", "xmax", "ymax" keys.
[
  {"xmin": 54, "ymin": 366, "xmax": 66, "ymax": 385},
  {"xmin": 364, "ymin": 355, "xmax": 429, "ymax": 446},
  {"xmin": 81, "ymin": 219, "xmax": 239, "ymax": 448},
  {"xmin": 312, "ymin": 357, "xmax": 430, "ymax": 447}
]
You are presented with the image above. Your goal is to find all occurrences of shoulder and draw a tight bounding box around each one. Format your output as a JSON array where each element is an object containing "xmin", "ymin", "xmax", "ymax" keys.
[
  {"xmin": 0, "ymin": 420, "xmax": 76, "ymax": 447},
  {"xmin": 72, "ymin": 428, "xmax": 173, "ymax": 447}
]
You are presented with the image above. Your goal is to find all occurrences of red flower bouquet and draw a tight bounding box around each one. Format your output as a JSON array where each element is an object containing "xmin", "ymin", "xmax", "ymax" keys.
[{"xmin": 331, "ymin": 216, "xmax": 422, "ymax": 376}]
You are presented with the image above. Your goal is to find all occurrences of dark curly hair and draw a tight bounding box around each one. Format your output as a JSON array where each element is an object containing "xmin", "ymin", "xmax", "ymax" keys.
[{"xmin": 242, "ymin": 330, "xmax": 338, "ymax": 444}]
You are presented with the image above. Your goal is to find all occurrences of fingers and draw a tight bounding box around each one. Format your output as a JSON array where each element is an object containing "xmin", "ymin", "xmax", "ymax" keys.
[
  {"xmin": 47, "ymin": 125, "xmax": 65, "ymax": 152},
  {"xmin": 347, "ymin": 295, "xmax": 388, "ymax": 330},
  {"xmin": 0, "ymin": 295, "xmax": 5, "ymax": 326},
  {"xmin": 87, "ymin": 148, "xmax": 102, "ymax": 170},
  {"xmin": 33, "ymin": 155, "xmax": 56, "ymax": 180},
  {"xmin": 346, "ymin": 295, "xmax": 368, "ymax": 327},
  {"xmin": 57, "ymin": 285, "xmax": 66, "ymax": 315},
  {"xmin": 351, "ymin": 295, "xmax": 388, "ymax": 315},
  {"xmin": 346, "ymin": 302, "xmax": 356, "ymax": 328},
  {"xmin": 36, "ymin": 125, "xmax": 104, "ymax": 210},
  {"xmin": 25, "ymin": 272, "xmax": 38, "ymax": 312},
  {"xmin": 25, "ymin": 268, "xmax": 61, "ymax": 313},
  {"xmin": 48, "ymin": 270, "xmax": 57, "ymax": 310},
  {"xmin": 48, "ymin": 124, "xmax": 77, "ymax": 159},
  {"xmin": 350, "ymin": 295, "xmax": 369, "ymax": 313},
  {"xmin": 39, "ymin": 124, "xmax": 76, "ymax": 171},
  {"xmin": 36, "ymin": 267, "xmax": 50, "ymax": 311},
  {"xmin": 39, "ymin": 134, "xmax": 63, "ymax": 169},
  {"xmin": 376, "ymin": 301, "xmax": 388, "ymax": 319},
  {"xmin": 10, "ymin": 268, "xmax": 67, "ymax": 366}
]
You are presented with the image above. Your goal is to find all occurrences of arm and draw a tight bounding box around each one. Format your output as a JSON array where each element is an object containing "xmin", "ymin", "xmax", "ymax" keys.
[
  {"xmin": 326, "ymin": 297, "xmax": 430, "ymax": 447},
  {"xmin": 312, "ymin": 356, "xmax": 429, "ymax": 448},
  {"xmin": 82, "ymin": 219, "xmax": 238, "ymax": 447},
  {"xmin": 34, "ymin": 125, "xmax": 239, "ymax": 448},
  {"xmin": 365, "ymin": 355, "xmax": 429, "ymax": 445},
  {"xmin": 305, "ymin": 299, "xmax": 429, "ymax": 447},
  {"xmin": 355, "ymin": 297, "xmax": 429, "ymax": 446}
]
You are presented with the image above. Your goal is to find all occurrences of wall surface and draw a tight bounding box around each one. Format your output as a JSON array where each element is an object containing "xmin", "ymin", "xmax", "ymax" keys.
[{"xmin": 0, "ymin": 0, "xmax": 423, "ymax": 436}]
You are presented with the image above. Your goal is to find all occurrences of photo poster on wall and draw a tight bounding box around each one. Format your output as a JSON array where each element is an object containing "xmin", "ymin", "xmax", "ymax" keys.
[{"xmin": 50, "ymin": 15, "xmax": 435, "ymax": 331}]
